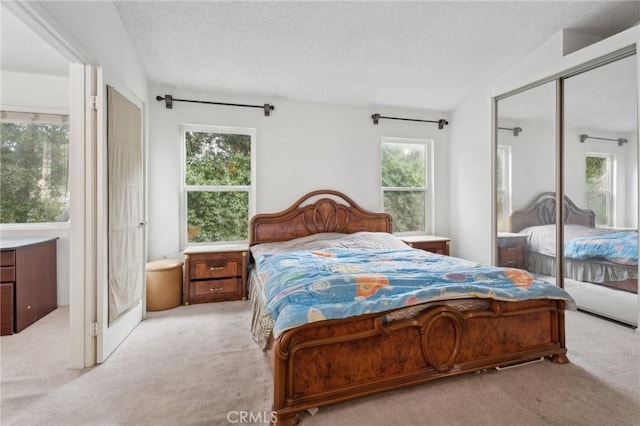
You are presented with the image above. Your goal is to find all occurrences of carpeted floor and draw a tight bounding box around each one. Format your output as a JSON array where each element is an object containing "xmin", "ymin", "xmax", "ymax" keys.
[
  {"xmin": 540, "ymin": 275, "xmax": 637, "ymax": 327},
  {"xmin": 1, "ymin": 302, "xmax": 638, "ymax": 426}
]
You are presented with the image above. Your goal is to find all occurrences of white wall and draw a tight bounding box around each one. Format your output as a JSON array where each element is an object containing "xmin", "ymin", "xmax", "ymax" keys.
[
  {"xmin": 148, "ymin": 86, "xmax": 450, "ymax": 260},
  {"xmin": 501, "ymin": 116, "xmax": 556, "ymax": 213},
  {"xmin": 448, "ymin": 86, "xmax": 493, "ymax": 263},
  {"xmin": 449, "ymin": 26, "xmax": 640, "ymax": 264},
  {"xmin": 1, "ymin": 71, "xmax": 71, "ymax": 305},
  {"xmin": 497, "ymin": 80, "xmax": 557, "ymax": 215}
]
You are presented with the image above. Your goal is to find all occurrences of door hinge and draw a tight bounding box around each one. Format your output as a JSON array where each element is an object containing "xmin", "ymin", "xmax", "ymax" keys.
[
  {"xmin": 90, "ymin": 321, "xmax": 101, "ymax": 337},
  {"xmin": 89, "ymin": 95, "xmax": 99, "ymax": 111}
]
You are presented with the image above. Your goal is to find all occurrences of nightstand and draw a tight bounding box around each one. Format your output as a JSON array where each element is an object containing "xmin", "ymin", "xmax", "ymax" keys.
[
  {"xmin": 497, "ymin": 232, "xmax": 528, "ymax": 269},
  {"xmin": 400, "ymin": 235, "xmax": 450, "ymax": 256},
  {"xmin": 183, "ymin": 244, "xmax": 248, "ymax": 304}
]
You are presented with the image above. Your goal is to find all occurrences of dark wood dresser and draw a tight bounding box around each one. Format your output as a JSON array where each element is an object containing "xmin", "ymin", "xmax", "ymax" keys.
[{"xmin": 1, "ymin": 237, "xmax": 58, "ymax": 335}]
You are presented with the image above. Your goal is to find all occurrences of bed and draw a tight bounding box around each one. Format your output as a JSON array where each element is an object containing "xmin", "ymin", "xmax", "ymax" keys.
[
  {"xmin": 510, "ymin": 192, "xmax": 638, "ymax": 294},
  {"xmin": 250, "ymin": 190, "xmax": 572, "ymax": 425}
]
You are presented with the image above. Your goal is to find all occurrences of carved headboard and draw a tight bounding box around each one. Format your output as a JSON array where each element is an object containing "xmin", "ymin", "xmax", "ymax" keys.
[
  {"xmin": 249, "ymin": 190, "xmax": 392, "ymax": 245},
  {"xmin": 510, "ymin": 192, "xmax": 596, "ymax": 233}
]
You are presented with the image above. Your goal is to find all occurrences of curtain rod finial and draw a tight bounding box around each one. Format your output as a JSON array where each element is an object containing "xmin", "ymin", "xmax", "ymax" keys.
[
  {"xmin": 438, "ymin": 119, "xmax": 449, "ymax": 129},
  {"xmin": 372, "ymin": 113, "xmax": 380, "ymax": 125}
]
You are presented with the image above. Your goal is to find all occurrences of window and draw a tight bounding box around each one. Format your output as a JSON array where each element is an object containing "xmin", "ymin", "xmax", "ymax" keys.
[
  {"xmin": 180, "ymin": 125, "xmax": 255, "ymax": 246},
  {"xmin": 0, "ymin": 111, "xmax": 70, "ymax": 224},
  {"xmin": 585, "ymin": 152, "xmax": 614, "ymax": 227},
  {"xmin": 496, "ymin": 145, "xmax": 512, "ymax": 232},
  {"xmin": 381, "ymin": 137, "xmax": 432, "ymax": 234}
]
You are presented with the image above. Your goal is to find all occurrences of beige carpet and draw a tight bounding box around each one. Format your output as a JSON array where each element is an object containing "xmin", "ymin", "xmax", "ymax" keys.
[
  {"xmin": 538, "ymin": 275, "xmax": 638, "ymax": 327},
  {"xmin": 1, "ymin": 302, "xmax": 638, "ymax": 426}
]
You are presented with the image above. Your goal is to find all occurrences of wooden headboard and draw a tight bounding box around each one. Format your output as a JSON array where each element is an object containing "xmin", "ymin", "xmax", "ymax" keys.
[
  {"xmin": 510, "ymin": 192, "xmax": 596, "ymax": 233},
  {"xmin": 249, "ymin": 190, "xmax": 392, "ymax": 245}
]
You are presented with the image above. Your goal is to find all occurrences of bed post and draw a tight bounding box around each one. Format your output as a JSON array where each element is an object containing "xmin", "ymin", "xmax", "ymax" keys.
[
  {"xmin": 271, "ymin": 337, "xmax": 298, "ymax": 426},
  {"xmin": 552, "ymin": 300, "xmax": 569, "ymax": 364}
]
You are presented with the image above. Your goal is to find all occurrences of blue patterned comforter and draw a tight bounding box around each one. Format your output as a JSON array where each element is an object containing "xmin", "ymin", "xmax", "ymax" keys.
[
  {"xmin": 564, "ymin": 231, "xmax": 638, "ymax": 265},
  {"xmin": 255, "ymin": 247, "xmax": 573, "ymax": 337}
]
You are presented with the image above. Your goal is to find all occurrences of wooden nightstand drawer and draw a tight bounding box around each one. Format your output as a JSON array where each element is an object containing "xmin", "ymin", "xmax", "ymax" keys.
[
  {"xmin": 0, "ymin": 266, "xmax": 15, "ymax": 283},
  {"xmin": 190, "ymin": 278, "xmax": 242, "ymax": 303},
  {"xmin": 0, "ymin": 251, "xmax": 15, "ymax": 267},
  {"xmin": 191, "ymin": 257, "xmax": 240, "ymax": 279},
  {"xmin": 498, "ymin": 246, "xmax": 524, "ymax": 267},
  {"xmin": 1, "ymin": 283, "xmax": 13, "ymax": 335}
]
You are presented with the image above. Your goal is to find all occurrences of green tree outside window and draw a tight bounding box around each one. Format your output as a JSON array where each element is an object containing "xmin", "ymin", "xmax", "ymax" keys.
[
  {"xmin": 1, "ymin": 120, "xmax": 70, "ymax": 223},
  {"xmin": 381, "ymin": 140, "xmax": 430, "ymax": 233},
  {"xmin": 585, "ymin": 154, "xmax": 612, "ymax": 226},
  {"xmin": 183, "ymin": 129, "xmax": 252, "ymax": 243}
]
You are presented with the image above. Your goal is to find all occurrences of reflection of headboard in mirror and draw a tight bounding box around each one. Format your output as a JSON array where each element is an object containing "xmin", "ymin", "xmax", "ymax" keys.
[{"xmin": 510, "ymin": 192, "xmax": 595, "ymax": 232}]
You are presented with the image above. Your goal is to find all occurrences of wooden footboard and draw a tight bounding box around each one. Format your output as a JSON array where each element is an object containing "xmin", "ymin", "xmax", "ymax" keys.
[{"xmin": 270, "ymin": 299, "xmax": 568, "ymax": 425}]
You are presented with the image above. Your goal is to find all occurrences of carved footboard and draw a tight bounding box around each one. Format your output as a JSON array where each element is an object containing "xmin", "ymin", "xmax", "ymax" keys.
[{"xmin": 270, "ymin": 299, "xmax": 568, "ymax": 425}]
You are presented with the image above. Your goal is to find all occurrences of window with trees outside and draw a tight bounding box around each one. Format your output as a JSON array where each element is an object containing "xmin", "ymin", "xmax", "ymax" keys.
[
  {"xmin": 585, "ymin": 152, "xmax": 614, "ymax": 227},
  {"xmin": 181, "ymin": 125, "xmax": 255, "ymax": 246},
  {"xmin": 381, "ymin": 137, "xmax": 432, "ymax": 234},
  {"xmin": 496, "ymin": 145, "xmax": 512, "ymax": 232},
  {"xmin": 1, "ymin": 111, "xmax": 70, "ymax": 225}
]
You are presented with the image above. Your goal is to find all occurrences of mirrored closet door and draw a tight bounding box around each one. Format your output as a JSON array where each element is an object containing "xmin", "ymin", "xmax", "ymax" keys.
[
  {"xmin": 563, "ymin": 54, "xmax": 638, "ymax": 326},
  {"xmin": 495, "ymin": 82, "xmax": 558, "ymax": 279},
  {"xmin": 494, "ymin": 52, "xmax": 639, "ymax": 328}
]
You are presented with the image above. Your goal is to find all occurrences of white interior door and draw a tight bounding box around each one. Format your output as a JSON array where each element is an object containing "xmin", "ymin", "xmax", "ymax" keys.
[{"xmin": 96, "ymin": 75, "xmax": 146, "ymax": 363}]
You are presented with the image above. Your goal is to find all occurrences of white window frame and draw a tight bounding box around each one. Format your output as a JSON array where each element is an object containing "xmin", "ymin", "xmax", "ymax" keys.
[
  {"xmin": 585, "ymin": 151, "xmax": 615, "ymax": 227},
  {"xmin": 380, "ymin": 137, "xmax": 433, "ymax": 235},
  {"xmin": 179, "ymin": 124, "xmax": 256, "ymax": 248},
  {"xmin": 496, "ymin": 145, "xmax": 512, "ymax": 232},
  {"xmin": 0, "ymin": 110, "xmax": 71, "ymax": 229}
]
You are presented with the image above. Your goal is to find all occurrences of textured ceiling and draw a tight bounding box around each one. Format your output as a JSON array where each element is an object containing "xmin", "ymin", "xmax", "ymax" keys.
[
  {"xmin": 2, "ymin": 2, "xmax": 638, "ymax": 113},
  {"xmin": 113, "ymin": 1, "xmax": 640, "ymax": 111}
]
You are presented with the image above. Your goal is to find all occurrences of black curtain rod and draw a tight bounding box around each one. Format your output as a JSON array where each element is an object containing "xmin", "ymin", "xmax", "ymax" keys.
[
  {"xmin": 579, "ymin": 133, "xmax": 627, "ymax": 146},
  {"xmin": 371, "ymin": 113, "xmax": 448, "ymax": 129},
  {"xmin": 498, "ymin": 126, "xmax": 523, "ymax": 136},
  {"xmin": 156, "ymin": 94, "xmax": 275, "ymax": 116}
]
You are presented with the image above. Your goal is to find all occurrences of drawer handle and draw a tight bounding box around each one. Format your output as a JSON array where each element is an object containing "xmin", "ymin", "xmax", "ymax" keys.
[
  {"xmin": 209, "ymin": 287, "xmax": 224, "ymax": 292},
  {"xmin": 209, "ymin": 266, "xmax": 225, "ymax": 271}
]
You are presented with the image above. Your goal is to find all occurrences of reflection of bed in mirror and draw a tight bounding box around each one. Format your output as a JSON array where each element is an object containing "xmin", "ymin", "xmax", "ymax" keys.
[{"xmin": 510, "ymin": 192, "xmax": 638, "ymax": 294}]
